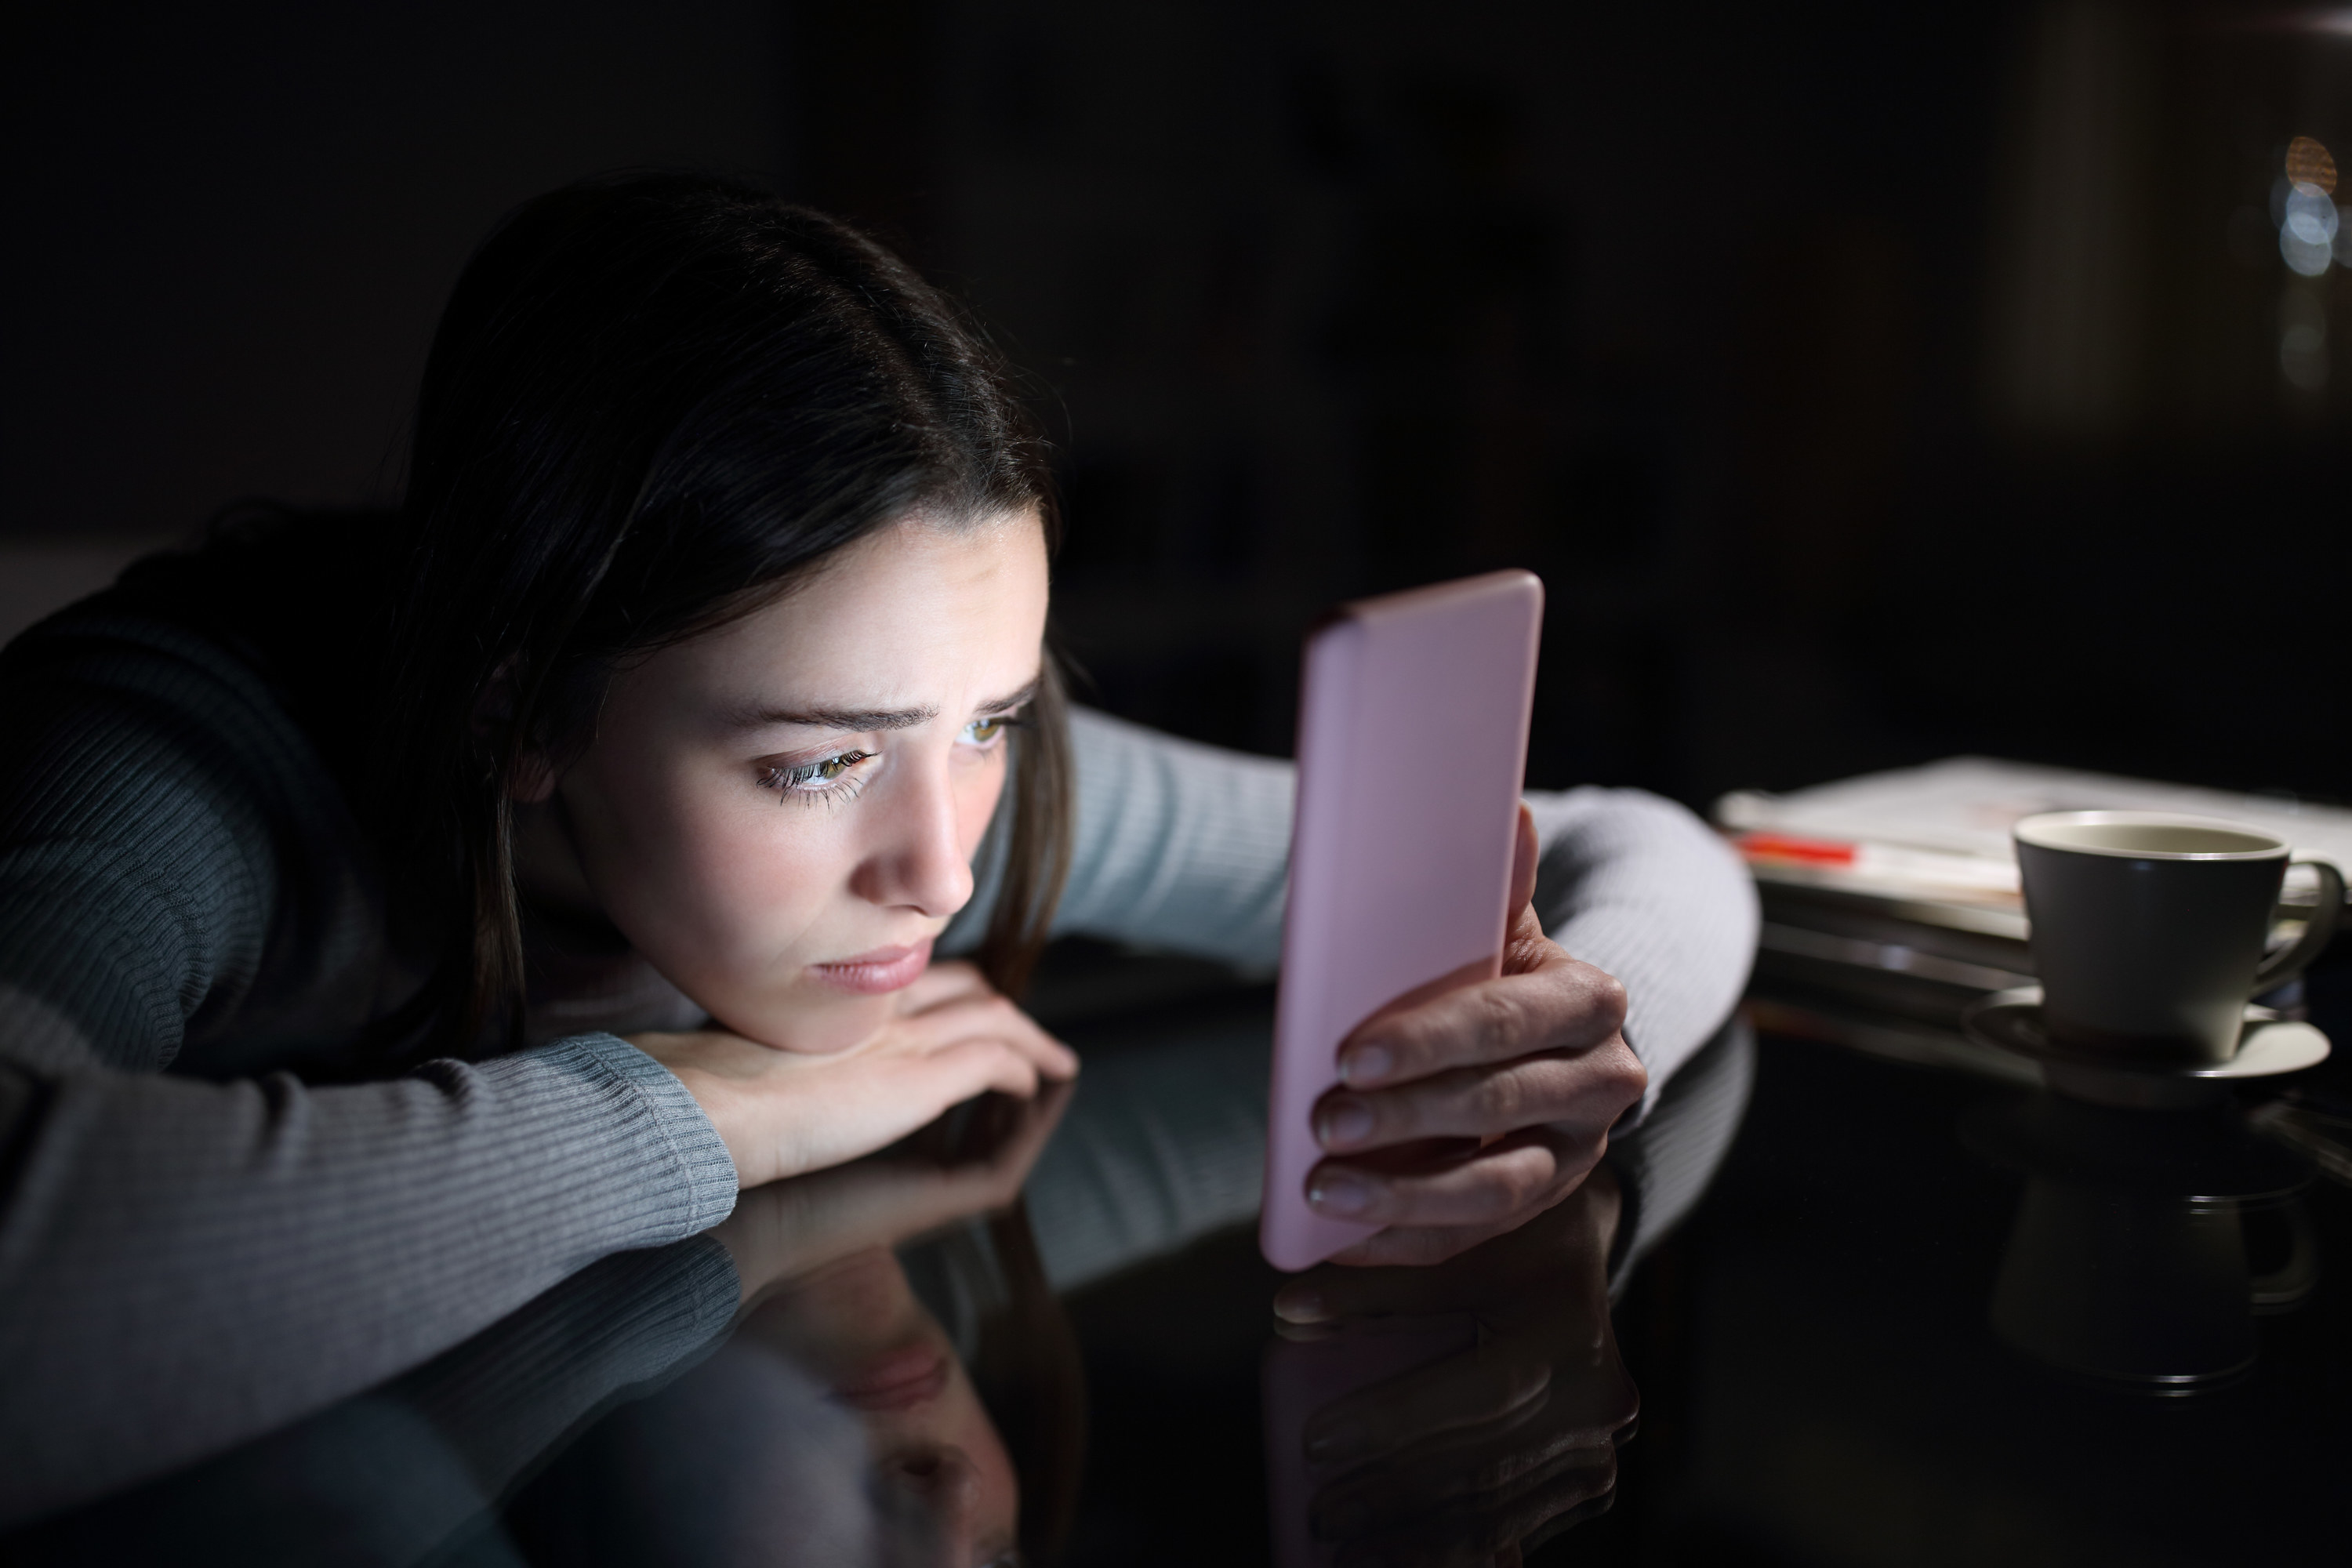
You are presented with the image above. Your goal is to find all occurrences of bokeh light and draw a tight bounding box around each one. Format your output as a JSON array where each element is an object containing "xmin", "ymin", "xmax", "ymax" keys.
[
  {"xmin": 2282, "ymin": 182, "xmax": 2339, "ymax": 274},
  {"xmin": 2286, "ymin": 135, "xmax": 2338, "ymax": 194},
  {"xmin": 2274, "ymin": 140, "xmax": 2340, "ymax": 276}
]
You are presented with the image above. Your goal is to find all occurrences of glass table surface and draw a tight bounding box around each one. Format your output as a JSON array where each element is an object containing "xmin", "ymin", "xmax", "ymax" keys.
[{"xmin": 9, "ymin": 948, "xmax": 2346, "ymax": 1566}]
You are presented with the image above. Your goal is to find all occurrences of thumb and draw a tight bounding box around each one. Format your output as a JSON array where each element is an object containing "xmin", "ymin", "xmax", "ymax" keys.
[{"xmin": 1509, "ymin": 801, "xmax": 1539, "ymax": 914}]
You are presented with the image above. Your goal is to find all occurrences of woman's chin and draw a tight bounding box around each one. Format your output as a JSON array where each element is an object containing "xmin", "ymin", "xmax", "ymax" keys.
[{"xmin": 717, "ymin": 990, "xmax": 896, "ymax": 1055}]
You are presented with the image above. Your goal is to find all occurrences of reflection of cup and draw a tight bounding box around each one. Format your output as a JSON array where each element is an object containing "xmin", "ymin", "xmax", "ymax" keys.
[
  {"xmin": 2013, "ymin": 811, "xmax": 2343, "ymax": 1065},
  {"xmin": 1965, "ymin": 1092, "xmax": 2319, "ymax": 1394},
  {"xmin": 1989, "ymin": 1181, "xmax": 2316, "ymax": 1392}
]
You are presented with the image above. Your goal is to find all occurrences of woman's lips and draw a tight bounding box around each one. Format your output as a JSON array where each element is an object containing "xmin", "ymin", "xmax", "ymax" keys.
[
  {"xmin": 830, "ymin": 1345, "xmax": 952, "ymax": 1413},
  {"xmin": 808, "ymin": 937, "xmax": 933, "ymax": 995}
]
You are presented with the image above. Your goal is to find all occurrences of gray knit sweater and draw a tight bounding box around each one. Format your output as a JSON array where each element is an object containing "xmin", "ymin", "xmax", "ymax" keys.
[{"xmin": 0, "ymin": 595, "xmax": 1755, "ymax": 1526}]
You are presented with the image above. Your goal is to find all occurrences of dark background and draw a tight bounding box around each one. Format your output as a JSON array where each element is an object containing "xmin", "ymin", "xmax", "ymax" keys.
[
  {"xmin": 12, "ymin": 9, "xmax": 2350, "ymax": 1565},
  {"xmin": 10, "ymin": 0, "xmax": 2350, "ymax": 813}
]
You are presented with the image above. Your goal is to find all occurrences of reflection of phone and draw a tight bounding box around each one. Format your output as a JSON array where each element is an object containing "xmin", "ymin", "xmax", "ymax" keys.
[
  {"xmin": 1261, "ymin": 1316, "xmax": 1483, "ymax": 1567},
  {"xmin": 1260, "ymin": 572, "xmax": 1544, "ymax": 1272}
]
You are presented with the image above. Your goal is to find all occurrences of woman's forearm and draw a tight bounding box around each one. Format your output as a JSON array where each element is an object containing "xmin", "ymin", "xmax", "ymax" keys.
[
  {"xmin": 1526, "ymin": 786, "xmax": 1759, "ymax": 1117},
  {"xmin": 0, "ymin": 1032, "xmax": 734, "ymax": 1529}
]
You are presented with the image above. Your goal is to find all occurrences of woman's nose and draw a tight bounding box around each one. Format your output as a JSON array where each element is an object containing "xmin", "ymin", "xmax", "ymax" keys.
[
  {"xmin": 874, "ymin": 1445, "xmax": 981, "ymax": 1568},
  {"xmin": 848, "ymin": 750, "xmax": 975, "ymax": 916}
]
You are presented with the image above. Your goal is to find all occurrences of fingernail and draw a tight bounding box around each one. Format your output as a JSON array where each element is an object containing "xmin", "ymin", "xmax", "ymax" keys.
[
  {"xmin": 1273, "ymin": 1285, "xmax": 1328, "ymax": 1323},
  {"xmin": 1317, "ymin": 1100, "xmax": 1374, "ymax": 1149},
  {"xmin": 1308, "ymin": 1174, "xmax": 1374, "ymax": 1216},
  {"xmin": 1339, "ymin": 1044, "xmax": 1392, "ymax": 1086},
  {"xmin": 1305, "ymin": 1421, "xmax": 1367, "ymax": 1465}
]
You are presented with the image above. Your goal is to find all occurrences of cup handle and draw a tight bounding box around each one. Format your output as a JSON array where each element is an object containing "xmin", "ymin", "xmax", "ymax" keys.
[
  {"xmin": 2252, "ymin": 856, "xmax": 2344, "ymax": 993},
  {"xmin": 2249, "ymin": 1200, "xmax": 2319, "ymax": 1313}
]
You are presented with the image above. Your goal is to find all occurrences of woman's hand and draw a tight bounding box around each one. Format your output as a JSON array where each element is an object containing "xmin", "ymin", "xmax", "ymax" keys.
[
  {"xmin": 630, "ymin": 960, "xmax": 1078, "ymax": 1190},
  {"xmin": 1305, "ymin": 807, "xmax": 1648, "ymax": 1267}
]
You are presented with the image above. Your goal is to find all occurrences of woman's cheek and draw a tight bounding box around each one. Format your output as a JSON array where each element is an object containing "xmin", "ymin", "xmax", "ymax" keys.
[
  {"xmin": 955, "ymin": 753, "xmax": 1010, "ymax": 858},
  {"xmin": 678, "ymin": 797, "xmax": 837, "ymax": 963},
  {"xmin": 666, "ymin": 811, "xmax": 891, "ymax": 1052}
]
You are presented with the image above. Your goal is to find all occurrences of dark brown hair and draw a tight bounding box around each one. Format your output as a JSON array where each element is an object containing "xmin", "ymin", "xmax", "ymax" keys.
[{"xmin": 373, "ymin": 171, "xmax": 1071, "ymax": 1048}]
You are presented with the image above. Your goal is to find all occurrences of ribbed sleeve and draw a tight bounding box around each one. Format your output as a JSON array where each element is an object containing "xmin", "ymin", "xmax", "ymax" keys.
[
  {"xmin": 1524, "ymin": 787, "xmax": 1759, "ymax": 1120},
  {"xmin": 0, "ymin": 614, "xmax": 293, "ymax": 1073},
  {"xmin": 9, "ymin": 1236, "xmax": 742, "ymax": 1563},
  {"xmin": 0, "ymin": 1030, "xmax": 735, "ymax": 1526},
  {"xmin": 1047, "ymin": 707, "xmax": 1295, "ymax": 967},
  {"xmin": 0, "ymin": 601, "xmax": 738, "ymax": 1528},
  {"xmin": 1606, "ymin": 1018, "xmax": 1755, "ymax": 1289},
  {"xmin": 389, "ymin": 1235, "xmax": 741, "ymax": 1486}
]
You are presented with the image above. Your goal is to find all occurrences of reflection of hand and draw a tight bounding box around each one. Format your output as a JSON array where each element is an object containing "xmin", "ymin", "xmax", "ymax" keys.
[
  {"xmin": 710, "ymin": 1078, "xmax": 1073, "ymax": 1306},
  {"xmin": 1307, "ymin": 808, "xmax": 1648, "ymax": 1265},
  {"xmin": 1276, "ymin": 1167, "xmax": 1635, "ymax": 1563},
  {"xmin": 631, "ymin": 960, "xmax": 1078, "ymax": 1189}
]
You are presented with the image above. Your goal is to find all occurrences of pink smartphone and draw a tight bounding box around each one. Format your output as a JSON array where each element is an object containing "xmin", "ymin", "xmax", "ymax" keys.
[{"xmin": 1259, "ymin": 570, "xmax": 1544, "ymax": 1272}]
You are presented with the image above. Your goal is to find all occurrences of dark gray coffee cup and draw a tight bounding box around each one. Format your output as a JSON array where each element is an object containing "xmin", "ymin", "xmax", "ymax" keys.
[{"xmin": 2014, "ymin": 811, "xmax": 2343, "ymax": 1065}]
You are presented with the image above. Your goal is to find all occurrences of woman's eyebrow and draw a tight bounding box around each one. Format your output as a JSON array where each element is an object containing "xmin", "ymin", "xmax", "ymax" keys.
[
  {"xmin": 720, "ymin": 678, "xmax": 1036, "ymax": 735},
  {"xmin": 975, "ymin": 677, "xmax": 1040, "ymax": 714},
  {"xmin": 724, "ymin": 702, "xmax": 938, "ymax": 733}
]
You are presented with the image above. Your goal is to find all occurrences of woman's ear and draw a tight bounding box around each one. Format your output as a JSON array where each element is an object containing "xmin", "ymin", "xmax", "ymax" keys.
[{"xmin": 474, "ymin": 659, "xmax": 560, "ymax": 804}]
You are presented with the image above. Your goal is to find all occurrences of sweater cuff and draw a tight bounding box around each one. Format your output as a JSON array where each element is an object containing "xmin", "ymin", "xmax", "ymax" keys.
[{"xmin": 557, "ymin": 1032, "xmax": 739, "ymax": 1232}]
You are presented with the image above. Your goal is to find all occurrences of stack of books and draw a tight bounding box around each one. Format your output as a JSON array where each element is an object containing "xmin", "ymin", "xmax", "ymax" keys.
[{"xmin": 1714, "ymin": 757, "xmax": 2352, "ymax": 1082}]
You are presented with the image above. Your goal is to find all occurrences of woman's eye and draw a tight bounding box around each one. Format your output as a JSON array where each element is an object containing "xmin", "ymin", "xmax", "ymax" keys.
[
  {"xmin": 961, "ymin": 713, "xmax": 1030, "ymax": 748},
  {"xmin": 757, "ymin": 750, "xmax": 873, "ymax": 797}
]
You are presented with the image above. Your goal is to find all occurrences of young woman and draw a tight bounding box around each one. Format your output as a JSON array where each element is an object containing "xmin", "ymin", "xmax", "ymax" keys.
[{"xmin": 0, "ymin": 172, "xmax": 1756, "ymax": 1526}]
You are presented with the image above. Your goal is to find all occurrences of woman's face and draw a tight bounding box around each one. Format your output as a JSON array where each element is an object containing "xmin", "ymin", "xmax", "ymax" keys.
[
  {"xmin": 544, "ymin": 511, "xmax": 1050, "ymax": 1053},
  {"xmin": 752, "ymin": 1248, "xmax": 1022, "ymax": 1566}
]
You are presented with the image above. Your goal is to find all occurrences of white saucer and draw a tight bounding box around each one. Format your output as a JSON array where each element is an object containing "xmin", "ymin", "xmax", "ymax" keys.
[{"xmin": 1962, "ymin": 988, "xmax": 2331, "ymax": 1106}]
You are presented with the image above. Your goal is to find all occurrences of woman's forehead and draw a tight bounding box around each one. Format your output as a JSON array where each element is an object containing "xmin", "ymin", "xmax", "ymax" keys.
[{"xmin": 649, "ymin": 514, "xmax": 1049, "ymax": 711}]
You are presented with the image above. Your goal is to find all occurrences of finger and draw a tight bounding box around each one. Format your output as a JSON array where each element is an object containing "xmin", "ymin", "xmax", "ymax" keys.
[
  {"xmin": 998, "ymin": 1018, "xmax": 1080, "ymax": 1081},
  {"xmin": 880, "ymin": 1036, "xmax": 1047, "ymax": 1124},
  {"xmin": 900, "ymin": 994, "xmax": 1080, "ymax": 1080},
  {"xmin": 1334, "ymin": 959, "xmax": 1629, "ymax": 1091},
  {"xmin": 1314, "ymin": 1042, "xmax": 1646, "ymax": 1155},
  {"xmin": 975, "ymin": 1007, "xmax": 1080, "ymax": 1080},
  {"xmin": 1339, "ymin": 1167, "xmax": 1625, "ymax": 1272},
  {"xmin": 1302, "ymin": 1349, "xmax": 1551, "ymax": 1470},
  {"xmin": 938, "ymin": 1036, "xmax": 1047, "ymax": 1103},
  {"xmin": 1308, "ymin": 1131, "xmax": 1594, "ymax": 1229}
]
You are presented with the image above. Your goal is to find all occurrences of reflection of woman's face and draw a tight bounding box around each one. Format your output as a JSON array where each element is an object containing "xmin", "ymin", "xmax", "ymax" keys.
[
  {"xmin": 755, "ymin": 1248, "xmax": 1022, "ymax": 1566},
  {"xmin": 540, "ymin": 512, "xmax": 1050, "ymax": 1054}
]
